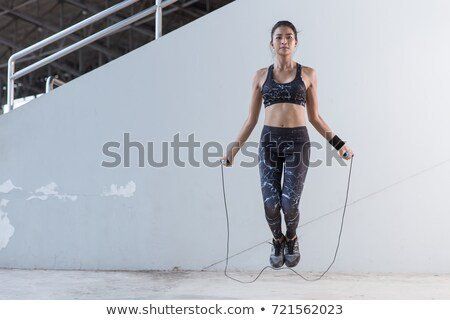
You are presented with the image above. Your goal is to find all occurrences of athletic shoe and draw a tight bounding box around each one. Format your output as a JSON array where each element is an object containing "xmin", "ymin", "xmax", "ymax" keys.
[
  {"xmin": 284, "ymin": 236, "xmax": 300, "ymax": 267},
  {"xmin": 270, "ymin": 236, "xmax": 286, "ymax": 268}
]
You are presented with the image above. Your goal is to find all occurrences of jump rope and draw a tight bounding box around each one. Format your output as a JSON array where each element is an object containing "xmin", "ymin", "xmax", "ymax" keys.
[{"xmin": 219, "ymin": 151, "xmax": 354, "ymax": 283}]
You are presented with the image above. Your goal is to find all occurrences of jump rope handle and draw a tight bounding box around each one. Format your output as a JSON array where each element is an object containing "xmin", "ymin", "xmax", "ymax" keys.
[{"xmin": 343, "ymin": 151, "xmax": 354, "ymax": 159}]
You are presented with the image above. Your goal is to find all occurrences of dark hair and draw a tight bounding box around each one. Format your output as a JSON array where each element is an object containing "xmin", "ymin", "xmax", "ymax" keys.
[{"xmin": 270, "ymin": 20, "xmax": 298, "ymax": 43}]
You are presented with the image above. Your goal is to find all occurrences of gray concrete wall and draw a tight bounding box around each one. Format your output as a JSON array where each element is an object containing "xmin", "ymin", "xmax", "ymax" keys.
[{"xmin": 1, "ymin": 0, "xmax": 450, "ymax": 273}]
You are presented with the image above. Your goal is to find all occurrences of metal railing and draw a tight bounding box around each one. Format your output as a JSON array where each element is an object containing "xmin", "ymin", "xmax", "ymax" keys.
[
  {"xmin": 45, "ymin": 76, "xmax": 65, "ymax": 93},
  {"xmin": 3, "ymin": 0, "xmax": 178, "ymax": 114}
]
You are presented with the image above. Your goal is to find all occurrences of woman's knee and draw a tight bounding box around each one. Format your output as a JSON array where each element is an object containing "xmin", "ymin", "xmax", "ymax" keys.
[
  {"xmin": 281, "ymin": 197, "xmax": 299, "ymax": 218},
  {"xmin": 263, "ymin": 200, "xmax": 281, "ymax": 219}
]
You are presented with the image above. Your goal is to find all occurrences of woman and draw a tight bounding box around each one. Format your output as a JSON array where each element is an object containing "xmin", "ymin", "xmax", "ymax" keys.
[{"xmin": 221, "ymin": 20, "xmax": 354, "ymax": 268}]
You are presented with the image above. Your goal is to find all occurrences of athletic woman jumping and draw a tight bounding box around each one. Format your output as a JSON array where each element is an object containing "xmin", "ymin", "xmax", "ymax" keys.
[{"xmin": 221, "ymin": 20, "xmax": 354, "ymax": 268}]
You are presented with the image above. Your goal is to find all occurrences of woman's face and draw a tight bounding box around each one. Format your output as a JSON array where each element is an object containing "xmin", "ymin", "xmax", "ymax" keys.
[{"xmin": 271, "ymin": 26, "xmax": 297, "ymax": 56}]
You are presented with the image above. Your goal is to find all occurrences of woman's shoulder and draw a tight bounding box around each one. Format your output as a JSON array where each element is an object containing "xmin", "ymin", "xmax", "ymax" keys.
[
  {"xmin": 256, "ymin": 65, "xmax": 270, "ymax": 76},
  {"xmin": 299, "ymin": 64, "xmax": 316, "ymax": 77},
  {"xmin": 251, "ymin": 66, "xmax": 270, "ymax": 90},
  {"xmin": 298, "ymin": 64, "xmax": 317, "ymax": 88}
]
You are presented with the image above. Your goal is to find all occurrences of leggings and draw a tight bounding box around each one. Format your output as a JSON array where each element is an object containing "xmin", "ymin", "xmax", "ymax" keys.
[{"xmin": 258, "ymin": 125, "xmax": 310, "ymax": 240}]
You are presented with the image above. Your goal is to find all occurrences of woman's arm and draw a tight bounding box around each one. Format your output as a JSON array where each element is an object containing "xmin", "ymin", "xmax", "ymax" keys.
[
  {"xmin": 222, "ymin": 70, "xmax": 263, "ymax": 166},
  {"xmin": 305, "ymin": 67, "xmax": 354, "ymax": 159}
]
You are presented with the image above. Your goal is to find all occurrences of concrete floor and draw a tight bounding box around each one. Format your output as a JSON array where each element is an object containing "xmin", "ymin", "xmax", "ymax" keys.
[{"xmin": 1, "ymin": 268, "xmax": 449, "ymax": 299}]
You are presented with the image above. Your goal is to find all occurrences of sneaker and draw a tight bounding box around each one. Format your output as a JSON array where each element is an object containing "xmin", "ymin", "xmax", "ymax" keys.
[
  {"xmin": 270, "ymin": 236, "xmax": 286, "ymax": 268},
  {"xmin": 284, "ymin": 236, "xmax": 300, "ymax": 267}
]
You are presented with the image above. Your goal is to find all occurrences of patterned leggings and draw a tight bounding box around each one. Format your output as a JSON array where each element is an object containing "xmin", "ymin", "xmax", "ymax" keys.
[{"xmin": 258, "ymin": 125, "xmax": 310, "ymax": 240}]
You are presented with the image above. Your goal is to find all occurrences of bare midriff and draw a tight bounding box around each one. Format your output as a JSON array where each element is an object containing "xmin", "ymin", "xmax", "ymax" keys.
[{"xmin": 263, "ymin": 103, "xmax": 307, "ymax": 127}]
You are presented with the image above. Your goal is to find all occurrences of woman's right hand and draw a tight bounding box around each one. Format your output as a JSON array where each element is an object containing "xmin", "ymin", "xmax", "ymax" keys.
[
  {"xmin": 338, "ymin": 145, "xmax": 354, "ymax": 160},
  {"xmin": 220, "ymin": 154, "xmax": 233, "ymax": 167}
]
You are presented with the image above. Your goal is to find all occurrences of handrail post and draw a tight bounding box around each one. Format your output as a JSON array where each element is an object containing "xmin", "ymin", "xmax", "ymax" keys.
[
  {"xmin": 5, "ymin": 57, "xmax": 15, "ymax": 113},
  {"xmin": 155, "ymin": 0, "xmax": 162, "ymax": 39},
  {"xmin": 45, "ymin": 76, "xmax": 54, "ymax": 93},
  {"xmin": 45, "ymin": 76, "xmax": 65, "ymax": 93}
]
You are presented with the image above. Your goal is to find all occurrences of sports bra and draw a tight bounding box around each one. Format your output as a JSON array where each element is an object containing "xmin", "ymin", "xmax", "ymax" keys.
[{"xmin": 261, "ymin": 62, "xmax": 307, "ymax": 108}]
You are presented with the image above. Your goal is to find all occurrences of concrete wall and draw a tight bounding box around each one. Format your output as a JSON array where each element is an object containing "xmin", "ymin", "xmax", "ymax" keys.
[{"xmin": 1, "ymin": 0, "xmax": 450, "ymax": 273}]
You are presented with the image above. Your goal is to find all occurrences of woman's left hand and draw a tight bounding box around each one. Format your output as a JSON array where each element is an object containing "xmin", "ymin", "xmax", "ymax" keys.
[{"xmin": 338, "ymin": 145, "xmax": 354, "ymax": 160}]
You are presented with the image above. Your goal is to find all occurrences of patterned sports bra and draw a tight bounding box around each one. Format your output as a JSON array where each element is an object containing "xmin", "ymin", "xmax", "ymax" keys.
[{"xmin": 261, "ymin": 62, "xmax": 307, "ymax": 108}]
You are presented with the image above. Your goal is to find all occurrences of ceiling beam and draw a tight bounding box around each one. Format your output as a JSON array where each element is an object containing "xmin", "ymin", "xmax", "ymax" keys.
[
  {"xmin": 172, "ymin": 2, "xmax": 204, "ymax": 18},
  {"xmin": 0, "ymin": 1, "xmax": 61, "ymax": 61},
  {"xmin": 64, "ymin": 0, "xmax": 154, "ymax": 38},
  {"xmin": 0, "ymin": 35, "xmax": 80, "ymax": 77},
  {"xmin": 0, "ymin": 0, "xmax": 38, "ymax": 18},
  {"xmin": 0, "ymin": 3, "xmax": 122, "ymax": 59},
  {"xmin": 134, "ymin": 0, "xmax": 202, "ymax": 27}
]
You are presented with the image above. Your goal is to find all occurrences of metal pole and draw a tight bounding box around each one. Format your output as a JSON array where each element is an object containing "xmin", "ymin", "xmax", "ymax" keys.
[
  {"xmin": 155, "ymin": 0, "xmax": 162, "ymax": 39},
  {"xmin": 45, "ymin": 76, "xmax": 54, "ymax": 93},
  {"xmin": 5, "ymin": 58, "xmax": 15, "ymax": 113},
  {"xmin": 46, "ymin": 76, "xmax": 65, "ymax": 93}
]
